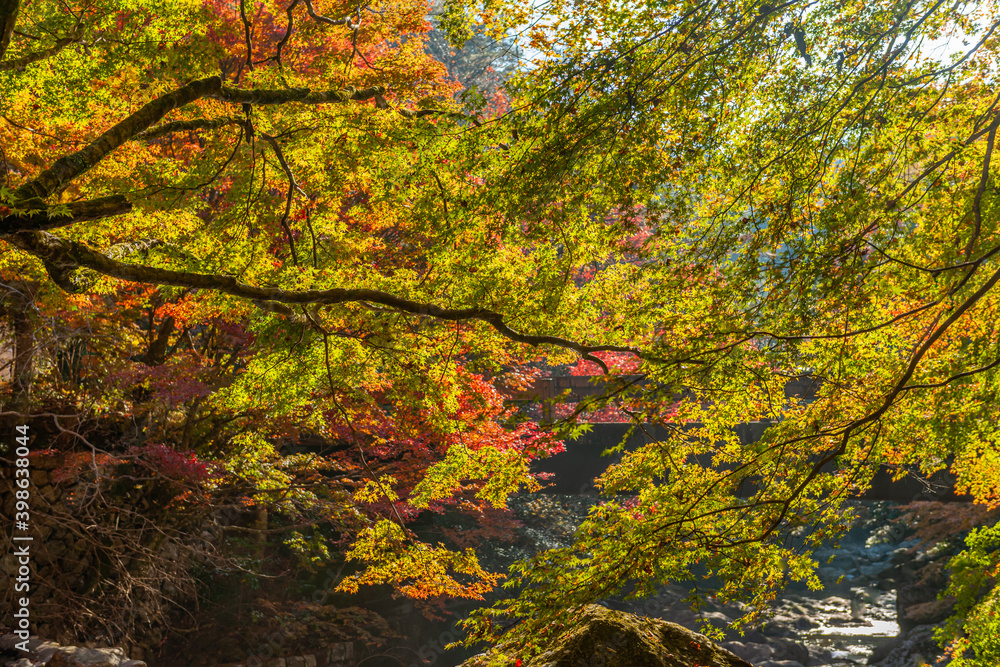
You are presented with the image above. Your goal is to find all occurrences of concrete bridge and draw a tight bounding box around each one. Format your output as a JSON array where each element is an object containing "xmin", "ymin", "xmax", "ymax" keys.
[{"xmin": 514, "ymin": 376, "xmax": 966, "ymax": 502}]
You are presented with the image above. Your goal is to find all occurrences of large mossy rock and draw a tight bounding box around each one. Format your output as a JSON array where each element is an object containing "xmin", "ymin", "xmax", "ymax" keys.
[{"xmin": 464, "ymin": 604, "xmax": 753, "ymax": 667}]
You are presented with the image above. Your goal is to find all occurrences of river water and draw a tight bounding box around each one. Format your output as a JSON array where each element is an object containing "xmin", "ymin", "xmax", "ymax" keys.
[
  {"xmin": 474, "ymin": 495, "xmax": 908, "ymax": 667},
  {"xmin": 398, "ymin": 495, "xmax": 912, "ymax": 667}
]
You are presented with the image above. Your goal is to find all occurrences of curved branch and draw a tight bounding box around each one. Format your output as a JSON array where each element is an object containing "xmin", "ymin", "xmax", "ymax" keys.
[
  {"xmin": 269, "ymin": 0, "xmax": 300, "ymax": 67},
  {"xmin": 901, "ymin": 354, "xmax": 1000, "ymax": 392},
  {"xmin": 885, "ymin": 114, "xmax": 1000, "ymax": 212},
  {"xmin": 261, "ymin": 132, "xmax": 304, "ymax": 266},
  {"xmin": 752, "ymin": 261, "xmax": 1000, "ymax": 543},
  {"xmin": 8, "ymin": 230, "xmax": 640, "ymax": 361},
  {"xmin": 239, "ymin": 0, "xmax": 254, "ymax": 74},
  {"xmin": 303, "ymin": 0, "xmax": 351, "ymax": 26},
  {"xmin": 964, "ymin": 113, "xmax": 1000, "ymax": 257}
]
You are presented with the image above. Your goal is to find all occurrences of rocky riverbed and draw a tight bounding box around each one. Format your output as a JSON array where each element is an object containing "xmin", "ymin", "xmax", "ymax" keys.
[{"xmin": 464, "ymin": 494, "xmax": 955, "ymax": 667}]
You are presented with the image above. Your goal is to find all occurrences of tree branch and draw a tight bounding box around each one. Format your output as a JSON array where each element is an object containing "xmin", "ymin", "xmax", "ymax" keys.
[
  {"xmin": 134, "ymin": 116, "xmax": 242, "ymax": 141},
  {"xmin": 12, "ymin": 77, "xmax": 225, "ymax": 202},
  {"xmin": 886, "ymin": 113, "xmax": 1000, "ymax": 212},
  {"xmin": 261, "ymin": 132, "xmax": 305, "ymax": 266},
  {"xmin": 396, "ymin": 107, "xmax": 482, "ymax": 127},
  {"xmin": 0, "ymin": 194, "xmax": 132, "ymax": 234},
  {"xmin": 240, "ymin": 0, "xmax": 255, "ymax": 75},
  {"xmin": 213, "ymin": 83, "xmax": 384, "ymax": 105},
  {"xmin": 964, "ymin": 113, "xmax": 1000, "ymax": 257},
  {"xmin": 752, "ymin": 260, "xmax": 1000, "ymax": 544},
  {"xmin": 0, "ymin": 31, "xmax": 81, "ymax": 71},
  {"xmin": 303, "ymin": 0, "xmax": 351, "ymax": 26},
  {"xmin": 11, "ymin": 78, "xmax": 384, "ymax": 205},
  {"xmin": 269, "ymin": 0, "xmax": 300, "ymax": 67},
  {"xmin": 0, "ymin": 0, "xmax": 19, "ymax": 61},
  {"xmin": 7, "ymin": 230, "xmax": 640, "ymax": 361}
]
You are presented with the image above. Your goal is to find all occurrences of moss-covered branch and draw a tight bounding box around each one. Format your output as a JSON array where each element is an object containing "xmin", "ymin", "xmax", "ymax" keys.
[
  {"xmin": 7, "ymin": 230, "xmax": 637, "ymax": 364},
  {"xmin": 12, "ymin": 77, "xmax": 225, "ymax": 202},
  {"xmin": 0, "ymin": 195, "xmax": 132, "ymax": 234},
  {"xmin": 133, "ymin": 116, "xmax": 242, "ymax": 141},
  {"xmin": 11, "ymin": 78, "xmax": 384, "ymax": 205}
]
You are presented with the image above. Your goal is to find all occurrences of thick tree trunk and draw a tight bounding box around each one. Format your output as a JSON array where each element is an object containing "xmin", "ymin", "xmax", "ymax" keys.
[{"xmin": 0, "ymin": 0, "xmax": 20, "ymax": 61}]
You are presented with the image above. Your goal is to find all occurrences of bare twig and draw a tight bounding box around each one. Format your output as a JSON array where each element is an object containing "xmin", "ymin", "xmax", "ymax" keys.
[
  {"xmin": 964, "ymin": 114, "xmax": 1000, "ymax": 258},
  {"xmin": 261, "ymin": 132, "xmax": 304, "ymax": 266},
  {"xmin": 239, "ymin": 0, "xmax": 255, "ymax": 75}
]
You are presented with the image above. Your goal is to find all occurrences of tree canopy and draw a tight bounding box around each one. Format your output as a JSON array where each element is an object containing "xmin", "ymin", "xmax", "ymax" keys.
[{"xmin": 3, "ymin": 0, "xmax": 1000, "ymax": 663}]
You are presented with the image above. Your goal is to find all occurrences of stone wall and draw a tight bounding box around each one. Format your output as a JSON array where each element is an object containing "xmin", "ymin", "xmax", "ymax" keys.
[
  {"xmin": 0, "ymin": 447, "xmax": 371, "ymax": 667},
  {"xmin": 2, "ymin": 453, "xmax": 103, "ymax": 646},
  {"xmin": 0, "ymin": 450, "xmax": 211, "ymax": 662}
]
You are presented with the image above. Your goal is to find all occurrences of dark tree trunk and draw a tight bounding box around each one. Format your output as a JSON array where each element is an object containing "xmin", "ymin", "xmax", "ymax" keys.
[{"xmin": 0, "ymin": 0, "xmax": 20, "ymax": 61}]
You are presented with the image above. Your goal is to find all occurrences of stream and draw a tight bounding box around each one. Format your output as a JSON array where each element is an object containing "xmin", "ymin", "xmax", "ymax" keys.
[{"xmin": 448, "ymin": 495, "xmax": 917, "ymax": 667}]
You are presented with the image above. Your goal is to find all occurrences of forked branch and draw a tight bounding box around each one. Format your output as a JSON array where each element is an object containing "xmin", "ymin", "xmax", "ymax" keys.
[
  {"xmin": 261, "ymin": 132, "xmax": 305, "ymax": 266},
  {"xmin": 8, "ymin": 76, "xmax": 383, "ymax": 206}
]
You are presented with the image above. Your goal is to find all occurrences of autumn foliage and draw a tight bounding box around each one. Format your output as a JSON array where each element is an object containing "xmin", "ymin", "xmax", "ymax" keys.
[{"xmin": 4, "ymin": 0, "xmax": 1000, "ymax": 665}]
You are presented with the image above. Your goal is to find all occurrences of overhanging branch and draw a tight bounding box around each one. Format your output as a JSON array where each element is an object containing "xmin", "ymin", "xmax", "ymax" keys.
[
  {"xmin": 213, "ymin": 84, "xmax": 384, "ymax": 105},
  {"xmin": 12, "ymin": 77, "xmax": 225, "ymax": 202},
  {"xmin": 7, "ymin": 230, "xmax": 637, "ymax": 365}
]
